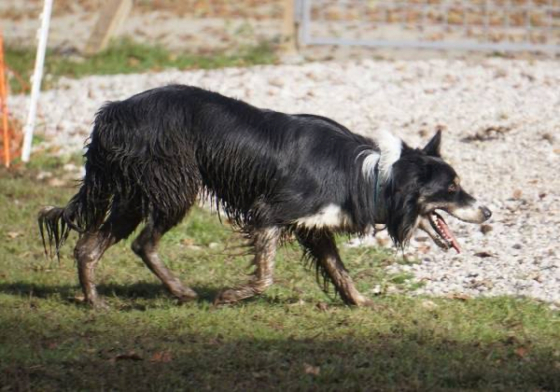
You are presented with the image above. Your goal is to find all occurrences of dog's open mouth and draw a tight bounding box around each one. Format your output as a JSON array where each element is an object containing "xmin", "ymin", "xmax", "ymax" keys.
[{"xmin": 424, "ymin": 211, "xmax": 461, "ymax": 253}]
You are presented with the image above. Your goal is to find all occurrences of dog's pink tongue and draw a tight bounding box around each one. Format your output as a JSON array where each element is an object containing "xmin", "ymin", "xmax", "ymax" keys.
[{"xmin": 437, "ymin": 215, "xmax": 461, "ymax": 254}]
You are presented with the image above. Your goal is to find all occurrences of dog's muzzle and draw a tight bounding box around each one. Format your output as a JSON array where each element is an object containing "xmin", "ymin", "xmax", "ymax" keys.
[
  {"xmin": 449, "ymin": 202, "xmax": 492, "ymax": 224},
  {"xmin": 418, "ymin": 202, "xmax": 492, "ymax": 254}
]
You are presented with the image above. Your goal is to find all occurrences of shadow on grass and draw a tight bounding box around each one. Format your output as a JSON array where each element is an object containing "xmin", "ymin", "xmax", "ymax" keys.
[
  {"xmin": 1, "ymin": 326, "xmax": 558, "ymax": 391},
  {"xmin": 1, "ymin": 286, "xmax": 559, "ymax": 390},
  {"xmin": 0, "ymin": 282, "xmax": 78, "ymax": 300},
  {"xmin": 0, "ymin": 281, "xmax": 232, "ymax": 305}
]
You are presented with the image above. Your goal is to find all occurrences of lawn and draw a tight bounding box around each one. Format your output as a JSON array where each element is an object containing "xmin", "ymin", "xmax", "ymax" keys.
[
  {"xmin": 0, "ymin": 156, "xmax": 559, "ymax": 391},
  {"xmin": 5, "ymin": 39, "xmax": 276, "ymax": 95}
]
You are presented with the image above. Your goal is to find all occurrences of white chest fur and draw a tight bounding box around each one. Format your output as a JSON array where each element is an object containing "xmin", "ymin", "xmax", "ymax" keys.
[{"xmin": 294, "ymin": 204, "xmax": 352, "ymax": 229}]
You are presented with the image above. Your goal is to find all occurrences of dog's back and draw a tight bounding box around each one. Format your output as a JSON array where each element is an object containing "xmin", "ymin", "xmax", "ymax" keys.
[{"xmin": 83, "ymin": 85, "xmax": 374, "ymax": 232}]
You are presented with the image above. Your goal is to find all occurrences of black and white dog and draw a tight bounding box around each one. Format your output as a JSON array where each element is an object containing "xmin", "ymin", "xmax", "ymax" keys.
[{"xmin": 39, "ymin": 85, "xmax": 491, "ymax": 308}]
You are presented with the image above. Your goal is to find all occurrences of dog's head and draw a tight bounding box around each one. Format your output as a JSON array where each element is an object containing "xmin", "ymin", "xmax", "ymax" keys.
[{"xmin": 384, "ymin": 131, "xmax": 491, "ymax": 253}]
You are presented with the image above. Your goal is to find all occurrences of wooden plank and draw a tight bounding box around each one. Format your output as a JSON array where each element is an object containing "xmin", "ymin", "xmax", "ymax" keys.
[{"xmin": 84, "ymin": 0, "xmax": 133, "ymax": 55}]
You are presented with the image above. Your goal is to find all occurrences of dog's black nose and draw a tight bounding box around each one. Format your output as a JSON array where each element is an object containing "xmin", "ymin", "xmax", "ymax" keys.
[{"xmin": 480, "ymin": 206, "xmax": 492, "ymax": 220}]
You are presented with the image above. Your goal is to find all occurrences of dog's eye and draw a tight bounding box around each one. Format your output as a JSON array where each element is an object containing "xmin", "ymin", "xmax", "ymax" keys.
[{"xmin": 448, "ymin": 183, "xmax": 459, "ymax": 193}]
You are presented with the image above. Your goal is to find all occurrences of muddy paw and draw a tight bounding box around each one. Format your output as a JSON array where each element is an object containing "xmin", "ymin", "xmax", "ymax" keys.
[
  {"xmin": 213, "ymin": 289, "xmax": 240, "ymax": 306},
  {"xmin": 346, "ymin": 296, "xmax": 376, "ymax": 308},
  {"xmin": 176, "ymin": 289, "xmax": 198, "ymax": 304},
  {"xmin": 73, "ymin": 294, "xmax": 109, "ymax": 310},
  {"xmin": 90, "ymin": 299, "xmax": 110, "ymax": 311}
]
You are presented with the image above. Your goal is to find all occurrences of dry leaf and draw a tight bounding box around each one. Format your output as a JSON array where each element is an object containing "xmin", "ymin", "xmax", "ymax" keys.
[
  {"xmin": 47, "ymin": 342, "xmax": 58, "ymax": 350},
  {"xmin": 448, "ymin": 293, "xmax": 471, "ymax": 301},
  {"xmin": 303, "ymin": 363, "xmax": 320, "ymax": 376},
  {"xmin": 112, "ymin": 351, "xmax": 143, "ymax": 362},
  {"xmin": 150, "ymin": 351, "xmax": 172, "ymax": 363},
  {"xmin": 181, "ymin": 238, "xmax": 195, "ymax": 246},
  {"xmin": 7, "ymin": 231, "xmax": 23, "ymax": 239},
  {"xmin": 515, "ymin": 346, "xmax": 529, "ymax": 358}
]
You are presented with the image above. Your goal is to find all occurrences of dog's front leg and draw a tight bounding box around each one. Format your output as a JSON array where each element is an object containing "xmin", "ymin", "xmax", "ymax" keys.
[
  {"xmin": 298, "ymin": 231, "xmax": 372, "ymax": 307},
  {"xmin": 214, "ymin": 227, "xmax": 280, "ymax": 305}
]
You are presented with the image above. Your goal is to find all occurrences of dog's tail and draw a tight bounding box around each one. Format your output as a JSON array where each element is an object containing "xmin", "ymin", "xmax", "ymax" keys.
[
  {"xmin": 39, "ymin": 113, "xmax": 117, "ymax": 259},
  {"xmin": 38, "ymin": 203, "xmax": 76, "ymax": 260},
  {"xmin": 38, "ymin": 172, "xmax": 115, "ymax": 259}
]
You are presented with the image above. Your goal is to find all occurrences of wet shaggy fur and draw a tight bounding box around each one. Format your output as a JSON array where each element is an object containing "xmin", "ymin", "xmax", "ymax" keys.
[
  {"xmin": 39, "ymin": 85, "xmax": 487, "ymax": 307},
  {"xmin": 55, "ymin": 86, "xmax": 381, "ymax": 234}
]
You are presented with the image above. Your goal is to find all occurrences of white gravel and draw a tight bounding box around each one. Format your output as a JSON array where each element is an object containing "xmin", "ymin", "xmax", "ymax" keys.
[{"xmin": 10, "ymin": 59, "xmax": 560, "ymax": 305}]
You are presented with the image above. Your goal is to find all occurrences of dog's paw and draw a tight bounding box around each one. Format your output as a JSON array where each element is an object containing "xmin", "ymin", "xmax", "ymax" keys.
[
  {"xmin": 356, "ymin": 297, "xmax": 387, "ymax": 311},
  {"xmin": 213, "ymin": 289, "xmax": 239, "ymax": 306},
  {"xmin": 176, "ymin": 289, "xmax": 198, "ymax": 304},
  {"xmin": 91, "ymin": 299, "xmax": 110, "ymax": 311},
  {"xmin": 348, "ymin": 295, "xmax": 377, "ymax": 309},
  {"xmin": 72, "ymin": 294, "xmax": 109, "ymax": 310}
]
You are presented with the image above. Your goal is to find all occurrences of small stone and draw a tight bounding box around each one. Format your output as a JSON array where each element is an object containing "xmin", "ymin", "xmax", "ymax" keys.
[
  {"xmin": 63, "ymin": 163, "xmax": 78, "ymax": 172},
  {"xmin": 421, "ymin": 300, "xmax": 438, "ymax": 310},
  {"xmin": 208, "ymin": 242, "xmax": 220, "ymax": 249},
  {"xmin": 48, "ymin": 178, "xmax": 67, "ymax": 187},
  {"xmin": 36, "ymin": 171, "xmax": 53, "ymax": 180},
  {"xmin": 371, "ymin": 285, "xmax": 382, "ymax": 295},
  {"xmin": 268, "ymin": 78, "xmax": 284, "ymax": 88},
  {"xmin": 480, "ymin": 224, "xmax": 493, "ymax": 235},
  {"xmin": 542, "ymin": 133, "xmax": 555, "ymax": 144}
]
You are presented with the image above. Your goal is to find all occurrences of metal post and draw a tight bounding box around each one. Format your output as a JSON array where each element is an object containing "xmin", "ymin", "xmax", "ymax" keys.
[
  {"xmin": 0, "ymin": 32, "xmax": 10, "ymax": 167},
  {"xmin": 21, "ymin": 0, "xmax": 53, "ymax": 163}
]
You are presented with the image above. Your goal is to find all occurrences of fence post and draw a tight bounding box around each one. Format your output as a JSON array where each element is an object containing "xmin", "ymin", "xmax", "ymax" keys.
[
  {"xmin": 84, "ymin": 0, "xmax": 133, "ymax": 55},
  {"xmin": 282, "ymin": 0, "xmax": 299, "ymax": 55}
]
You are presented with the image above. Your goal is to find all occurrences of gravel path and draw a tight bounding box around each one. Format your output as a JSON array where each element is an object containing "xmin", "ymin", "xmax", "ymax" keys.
[{"xmin": 10, "ymin": 59, "xmax": 560, "ymax": 305}]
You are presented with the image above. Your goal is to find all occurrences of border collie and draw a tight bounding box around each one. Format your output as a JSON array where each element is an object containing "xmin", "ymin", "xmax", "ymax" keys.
[{"xmin": 39, "ymin": 85, "xmax": 491, "ymax": 308}]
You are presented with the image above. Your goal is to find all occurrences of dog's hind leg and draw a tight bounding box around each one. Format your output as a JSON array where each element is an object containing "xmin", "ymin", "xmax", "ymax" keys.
[
  {"xmin": 74, "ymin": 209, "xmax": 142, "ymax": 309},
  {"xmin": 297, "ymin": 230, "xmax": 372, "ymax": 307},
  {"xmin": 214, "ymin": 227, "xmax": 280, "ymax": 305},
  {"xmin": 75, "ymin": 232, "xmax": 114, "ymax": 309},
  {"xmin": 131, "ymin": 219, "xmax": 198, "ymax": 303}
]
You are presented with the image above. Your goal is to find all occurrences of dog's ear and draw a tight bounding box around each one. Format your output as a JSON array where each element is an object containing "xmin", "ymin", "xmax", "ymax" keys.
[{"xmin": 423, "ymin": 130, "xmax": 442, "ymax": 157}]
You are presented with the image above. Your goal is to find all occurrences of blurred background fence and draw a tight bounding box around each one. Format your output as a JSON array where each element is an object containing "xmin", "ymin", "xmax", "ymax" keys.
[
  {"xmin": 296, "ymin": 0, "xmax": 560, "ymax": 52},
  {"xmin": 2, "ymin": 1, "xmax": 560, "ymax": 55}
]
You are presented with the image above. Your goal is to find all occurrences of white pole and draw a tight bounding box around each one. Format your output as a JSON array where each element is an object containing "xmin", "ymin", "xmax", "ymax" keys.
[{"xmin": 21, "ymin": 0, "xmax": 53, "ymax": 163}]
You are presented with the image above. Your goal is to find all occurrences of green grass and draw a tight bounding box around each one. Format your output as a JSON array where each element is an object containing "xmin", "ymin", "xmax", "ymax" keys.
[
  {"xmin": 5, "ymin": 39, "xmax": 277, "ymax": 94},
  {"xmin": 1, "ymin": 156, "xmax": 559, "ymax": 391}
]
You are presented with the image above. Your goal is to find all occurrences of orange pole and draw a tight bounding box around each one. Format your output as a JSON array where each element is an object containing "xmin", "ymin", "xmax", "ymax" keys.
[{"xmin": 0, "ymin": 32, "xmax": 9, "ymax": 168}]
